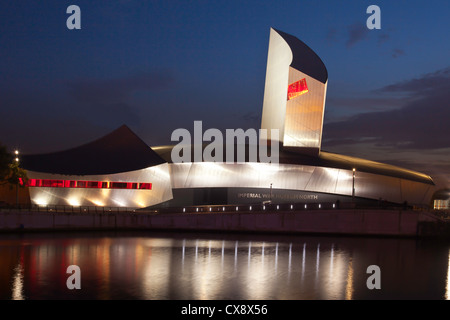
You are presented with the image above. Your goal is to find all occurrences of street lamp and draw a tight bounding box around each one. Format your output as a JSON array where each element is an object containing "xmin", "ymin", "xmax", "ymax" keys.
[
  {"xmin": 270, "ymin": 183, "xmax": 272, "ymax": 203},
  {"xmin": 352, "ymin": 168, "xmax": 356, "ymax": 202}
]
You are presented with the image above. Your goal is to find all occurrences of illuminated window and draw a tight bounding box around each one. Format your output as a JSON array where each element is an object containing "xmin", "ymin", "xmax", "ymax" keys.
[
  {"xmin": 27, "ymin": 179, "xmax": 151, "ymax": 190},
  {"xmin": 434, "ymin": 200, "xmax": 449, "ymax": 210},
  {"xmin": 287, "ymin": 78, "xmax": 308, "ymax": 100},
  {"xmin": 87, "ymin": 181, "xmax": 101, "ymax": 188},
  {"xmin": 40, "ymin": 180, "xmax": 64, "ymax": 187},
  {"xmin": 110, "ymin": 182, "xmax": 128, "ymax": 189},
  {"xmin": 139, "ymin": 183, "xmax": 151, "ymax": 190},
  {"xmin": 138, "ymin": 183, "xmax": 152, "ymax": 190}
]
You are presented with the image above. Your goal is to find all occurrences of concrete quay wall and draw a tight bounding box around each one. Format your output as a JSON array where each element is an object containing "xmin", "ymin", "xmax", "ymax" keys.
[{"xmin": 0, "ymin": 209, "xmax": 446, "ymax": 237}]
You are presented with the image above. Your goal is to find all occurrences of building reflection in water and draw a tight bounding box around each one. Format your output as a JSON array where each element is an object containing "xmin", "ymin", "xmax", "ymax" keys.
[
  {"xmin": 0, "ymin": 233, "xmax": 448, "ymax": 300},
  {"xmin": 345, "ymin": 257, "xmax": 354, "ymax": 300},
  {"xmin": 446, "ymin": 249, "xmax": 450, "ymax": 300},
  {"xmin": 11, "ymin": 263, "xmax": 24, "ymax": 300}
]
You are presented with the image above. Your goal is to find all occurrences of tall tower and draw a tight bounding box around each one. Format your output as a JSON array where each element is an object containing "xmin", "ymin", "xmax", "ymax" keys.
[{"xmin": 260, "ymin": 28, "xmax": 328, "ymax": 156}]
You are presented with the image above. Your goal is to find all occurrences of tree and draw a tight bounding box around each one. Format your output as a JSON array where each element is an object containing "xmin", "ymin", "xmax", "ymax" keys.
[
  {"xmin": 0, "ymin": 143, "xmax": 28, "ymax": 188},
  {"xmin": 7, "ymin": 161, "xmax": 28, "ymax": 187}
]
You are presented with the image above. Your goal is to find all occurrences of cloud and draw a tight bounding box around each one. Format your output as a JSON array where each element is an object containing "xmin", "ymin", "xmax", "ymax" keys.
[
  {"xmin": 326, "ymin": 96, "xmax": 407, "ymax": 112},
  {"xmin": 65, "ymin": 71, "xmax": 174, "ymax": 104},
  {"xmin": 392, "ymin": 48, "xmax": 405, "ymax": 58},
  {"xmin": 326, "ymin": 27, "xmax": 338, "ymax": 43},
  {"xmin": 377, "ymin": 33, "xmax": 390, "ymax": 45},
  {"xmin": 323, "ymin": 66, "xmax": 450, "ymax": 150},
  {"xmin": 378, "ymin": 67, "xmax": 450, "ymax": 96},
  {"xmin": 336, "ymin": 24, "xmax": 389, "ymax": 48},
  {"xmin": 242, "ymin": 111, "xmax": 260, "ymax": 124},
  {"xmin": 346, "ymin": 23, "xmax": 370, "ymax": 47},
  {"xmin": 322, "ymin": 66, "xmax": 450, "ymax": 188},
  {"xmin": 371, "ymin": 152, "xmax": 450, "ymax": 189},
  {"xmin": 62, "ymin": 71, "xmax": 176, "ymax": 132},
  {"xmin": 0, "ymin": 70, "xmax": 176, "ymax": 153},
  {"xmin": 0, "ymin": 105, "xmax": 109, "ymax": 154}
]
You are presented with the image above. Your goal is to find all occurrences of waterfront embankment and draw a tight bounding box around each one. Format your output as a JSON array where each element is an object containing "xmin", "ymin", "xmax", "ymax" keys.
[{"xmin": 0, "ymin": 208, "xmax": 448, "ymax": 237}]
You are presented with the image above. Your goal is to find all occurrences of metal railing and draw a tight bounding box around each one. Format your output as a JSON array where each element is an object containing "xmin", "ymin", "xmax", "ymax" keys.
[
  {"xmin": 159, "ymin": 202, "xmax": 339, "ymax": 214},
  {"xmin": 433, "ymin": 210, "xmax": 450, "ymax": 220},
  {"xmin": 1, "ymin": 202, "xmax": 445, "ymax": 220},
  {"xmin": 0, "ymin": 204, "xmax": 158, "ymax": 214},
  {"xmin": 155, "ymin": 201, "xmax": 429, "ymax": 214}
]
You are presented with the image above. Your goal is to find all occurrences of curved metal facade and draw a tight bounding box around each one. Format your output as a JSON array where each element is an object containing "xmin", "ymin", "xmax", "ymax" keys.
[
  {"xmin": 27, "ymin": 163, "xmax": 173, "ymax": 208},
  {"xmin": 261, "ymin": 28, "xmax": 328, "ymax": 154},
  {"xmin": 21, "ymin": 28, "xmax": 435, "ymax": 209},
  {"xmin": 284, "ymin": 67, "xmax": 327, "ymax": 149},
  {"xmin": 167, "ymin": 162, "xmax": 434, "ymax": 206}
]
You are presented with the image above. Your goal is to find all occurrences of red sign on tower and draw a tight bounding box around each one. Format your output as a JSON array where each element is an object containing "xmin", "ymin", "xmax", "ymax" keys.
[{"xmin": 287, "ymin": 78, "xmax": 308, "ymax": 100}]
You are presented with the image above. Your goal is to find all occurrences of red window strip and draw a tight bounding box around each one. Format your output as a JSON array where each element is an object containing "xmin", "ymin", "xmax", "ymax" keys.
[
  {"xmin": 139, "ymin": 183, "xmax": 151, "ymax": 190},
  {"xmin": 27, "ymin": 179, "xmax": 152, "ymax": 190},
  {"xmin": 287, "ymin": 78, "xmax": 308, "ymax": 100}
]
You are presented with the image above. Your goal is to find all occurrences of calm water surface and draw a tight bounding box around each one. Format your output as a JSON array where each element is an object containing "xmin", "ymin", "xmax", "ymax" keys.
[{"xmin": 0, "ymin": 231, "xmax": 449, "ymax": 300}]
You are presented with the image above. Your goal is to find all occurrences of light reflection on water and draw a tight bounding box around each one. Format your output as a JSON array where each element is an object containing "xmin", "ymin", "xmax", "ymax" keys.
[
  {"xmin": 11, "ymin": 263, "xmax": 24, "ymax": 300},
  {"xmin": 446, "ymin": 249, "xmax": 450, "ymax": 300},
  {"xmin": 0, "ymin": 231, "xmax": 449, "ymax": 300}
]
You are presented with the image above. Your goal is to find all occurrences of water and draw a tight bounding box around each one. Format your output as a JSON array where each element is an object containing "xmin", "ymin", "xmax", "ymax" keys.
[{"xmin": 0, "ymin": 231, "xmax": 449, "ymax": 300}]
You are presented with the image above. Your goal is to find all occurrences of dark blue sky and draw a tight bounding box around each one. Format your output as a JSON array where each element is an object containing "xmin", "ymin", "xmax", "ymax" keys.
[{"xmin": 1, "ymin": 1, "xmax": 449, "ymax": 188}]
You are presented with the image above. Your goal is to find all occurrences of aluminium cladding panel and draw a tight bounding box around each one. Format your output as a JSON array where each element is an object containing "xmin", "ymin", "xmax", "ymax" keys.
[
  {"xmin": 334, "ymin": 169, "xmax": 354, "ymax": 195},
  {"xmin": 260, "ymin": 28, "xmax": 293, "ymax": 143},
  {"xmin": 170, "ymin": 162, "xmax": 315, "ymax": 190},
  {"xmin": 171, "ymin": 162, "xmax": 347, "ymax": 195},
  {"xmin": 304, "ymin": 167, "xmax": 340, "ymax": 194},
  {"xmin": 400, "ymin": 179, "xmax": 435, "ymax": 205},
  {"xmin": 169, "ymin": 162, "xmax": 432, "ymax": 204},
  {"xmin": 283, "ymin": 67, "xmax": 327, "ymax": 149},
  {"xmin": 336, "ymin": 170, "xmax": 433, "ymax": 204},
  {"xmin": 26, "ymin": 163, "xmax": 173, "ymax": 208},
  {"xmin": 168, "ymin": 162, "xmax": 192, "ymax": 189},
  {"xmin": 351, "ymin": 171, "xmax": 401, "ymax": 203}
]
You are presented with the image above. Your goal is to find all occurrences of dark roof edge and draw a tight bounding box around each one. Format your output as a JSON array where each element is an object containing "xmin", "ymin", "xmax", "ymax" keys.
[
  {"xmin": 272, "ymin": 27, "xmax": 328, "ymax": 84},
  {"xmin": 150, "ymin": 144, "xmax": 434, "ymax": 186},
  {"xmin": 22, "ymin": 125, "xmax": 137, "ymax": 157},
  {"xmin": 20, "ymin": 125, "xmax": 166, "ymax": 175}
]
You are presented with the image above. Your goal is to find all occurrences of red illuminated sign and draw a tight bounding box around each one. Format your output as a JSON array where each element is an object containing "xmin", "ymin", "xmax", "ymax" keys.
[
  {"xmin": 287, "ymin": 78, "xmax": 308, "ymax": 100},
  {"xmin": 27, "ymin": 179, "xmax": 152, "ymax": 190}
]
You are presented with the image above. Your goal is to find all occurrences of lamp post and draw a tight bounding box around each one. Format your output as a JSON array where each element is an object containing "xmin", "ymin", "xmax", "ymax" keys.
[
  {"xmin": 14, "ymin": 150, "xmax": 20, "ymax": 207},
  {"xmin": 352, "ymin": 168, "xmax": 356, "ymax": 203},
  {"xmin": 270, "ymin": 183, "xmax": 272, "ymax": 203}
]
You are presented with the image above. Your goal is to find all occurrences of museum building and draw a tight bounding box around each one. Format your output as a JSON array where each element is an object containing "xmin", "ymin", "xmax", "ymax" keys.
[{"xmin": 20, "ymin": 28, "xmax": 435, "ymax": 209}]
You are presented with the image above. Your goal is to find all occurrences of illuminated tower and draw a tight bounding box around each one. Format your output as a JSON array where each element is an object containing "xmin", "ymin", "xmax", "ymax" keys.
[{"xmin": 261, "ymin": 28, "xmax": 328, "ymax": 155}]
